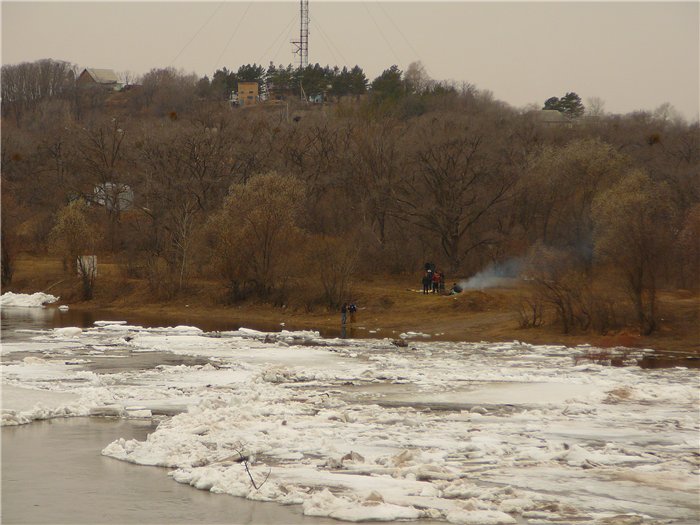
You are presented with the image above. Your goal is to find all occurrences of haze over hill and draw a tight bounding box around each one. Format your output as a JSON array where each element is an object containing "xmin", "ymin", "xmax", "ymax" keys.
[{"xmin": 2, "ymin": 1, "xmax": 698, "ymax": 120}]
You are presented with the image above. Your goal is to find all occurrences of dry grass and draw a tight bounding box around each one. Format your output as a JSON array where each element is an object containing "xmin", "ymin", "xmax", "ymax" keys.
[{"xmin": 5, "ymin": 255, "xmax": 699, "ymax": 354}]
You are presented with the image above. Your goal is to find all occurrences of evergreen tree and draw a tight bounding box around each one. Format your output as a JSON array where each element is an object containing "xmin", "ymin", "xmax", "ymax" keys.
[
  {"xmin": 349, "ymin": 66, "xmax": 368, "ymax": 95},
  {"xmin": 297, "ymin": 64, "xmax": 335, "ymax": 100},
  {"xmin": 370, "ymin": 65, "xmax": 403, "ymax": 101},
  {"xmin": 542, "ymin": 92, "xmax": 585, "ymax": 118},
  {"xmin": 558, "ymin": 92, "xmax": 585, "ymax": 118},
  {"xmin": 543, "ymin": 96, "xmax": 560, "ymax": 111},
  {"xmin": 236, "ymin": 64, "xmax": 266, "ymax": 90},
  {"xmin": 210, "ymin": 68, "xmax": 237, "ymax": 100},
  {"xmin": 196, "ymin": 76, "xmax": 211, "ymax": 99},
  {"xmin": 266, "ymin": 64, "xmax": 297, "ymax": 98}
]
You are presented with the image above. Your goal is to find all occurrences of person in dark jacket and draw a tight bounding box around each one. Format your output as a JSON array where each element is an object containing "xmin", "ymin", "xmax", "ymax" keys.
[
  {"xmin": 422, "ymin": 273, "xmax": 431, "ymax": 294},
  {"xmin": 348, "ymin": 302, "xmax": 357, "ymax": 323}
]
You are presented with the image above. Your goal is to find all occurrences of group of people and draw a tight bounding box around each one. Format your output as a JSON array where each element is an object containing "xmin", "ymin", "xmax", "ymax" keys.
[
  {"xmin": 340, "ymin": 302, "xmax": 357, "ymax": 325},
  {"xmin": 421, "ymin": 263, "xmax": 463, "ymax": 295},
  {"xmin": 422, "ymin": 263, "xmax": 445, "ymax": 294}
]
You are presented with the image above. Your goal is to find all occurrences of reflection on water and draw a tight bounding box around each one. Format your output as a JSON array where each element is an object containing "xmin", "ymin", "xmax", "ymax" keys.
[
  {"xmin": 637, "ymin": 355, "xmax": 700, "ymax": 369},
  {"xmin": 0, "ymin": 305, "xmax": 347, "ymax": 340},
  {"xmin": 1, "ymin": 306, "xmax": 99, "ymax": 341},
  {"xmin": 2, "ymin": 418, "xmax": 338, "ymax": 525}
]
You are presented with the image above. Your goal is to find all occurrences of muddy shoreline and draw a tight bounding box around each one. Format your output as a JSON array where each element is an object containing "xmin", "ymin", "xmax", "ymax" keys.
[{"xmin": 6, "ymin": 255, "xmax": 699, "ymax": 355}]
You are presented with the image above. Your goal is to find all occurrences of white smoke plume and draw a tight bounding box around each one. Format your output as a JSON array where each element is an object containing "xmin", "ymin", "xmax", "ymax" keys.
[{"xmin": 460, "ymin": 258, "xmax": 524, "ymax": 290}]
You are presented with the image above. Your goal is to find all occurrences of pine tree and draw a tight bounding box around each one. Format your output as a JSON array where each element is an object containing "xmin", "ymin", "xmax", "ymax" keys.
[{"xmin": 542, "ymin": 92, "xmax": 585, "ymax": 118}]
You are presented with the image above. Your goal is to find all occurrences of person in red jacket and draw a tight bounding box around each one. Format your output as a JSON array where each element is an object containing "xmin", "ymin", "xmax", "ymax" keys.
[{"xmin": 432, "ymin": 270, "xmax": 440, "ymax": 293}]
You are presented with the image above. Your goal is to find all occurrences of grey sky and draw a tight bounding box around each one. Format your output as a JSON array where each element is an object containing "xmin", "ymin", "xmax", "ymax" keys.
[{"xmin": 2, "ymin": 1, "xmax": 698, "ymax": 119}]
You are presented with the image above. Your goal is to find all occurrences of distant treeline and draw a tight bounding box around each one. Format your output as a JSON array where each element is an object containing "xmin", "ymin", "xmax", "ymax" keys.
[
  {"xmin": 1, "ymin": 59, "xmax": 459, "ymax": 119},
  {"xmin": 2, "ymin": 58, "xmax": 698, "ymax": 336}
]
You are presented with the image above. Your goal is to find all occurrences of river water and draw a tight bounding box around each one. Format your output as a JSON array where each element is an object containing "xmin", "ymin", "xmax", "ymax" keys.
[
  {"xmin": 0, "ymin": 304, "xmax": 316, "ymax": 341},
  {"xmin": 1, "ymin": 307, "xmax": 339, "ymax": 525},
  {"xmin": 2, "ymin": 304, "xmax": 697, "ymax": 525},
  {"xmin": 2, "ymin": 418, "xmax": 341, "ymax": 524}
]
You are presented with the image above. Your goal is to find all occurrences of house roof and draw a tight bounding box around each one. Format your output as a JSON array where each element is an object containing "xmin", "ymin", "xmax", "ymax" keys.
[
  {"xmin": 538, "ymin": 109, "xmax": 569, "ymax": 123},
  {"xmin": 82, "ymin": 68, "xmax": 119, "ymax": 84}
]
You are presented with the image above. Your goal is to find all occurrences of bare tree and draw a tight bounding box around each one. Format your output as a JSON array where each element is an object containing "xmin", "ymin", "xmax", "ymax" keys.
[
  {"xmin": 118, "ymin": 70, "xmax": 137, "ymax": 88},
  {"xmin": 518, "ymin": 139, "xmax": 630, "ymax": 264},
  {"xmin": 136, "ymin": 67, "xmax": 199, "ymax": 116},
  {"xmin": 206, "ymin": 172, "xmax": 306, "ymax": 301},
  {"xmin": 48, "ymin": 200, "xmax": 100, "ymax": 299},
  {"xmin": 306, "ymin": 235, "xmax": 359, "ymax": 309},
  {"xmin": 585, "ymin": 96, "xmax": 606, "ymax": 117},
  {"xmin": 348, "ymin": 120, "xmax": 405, "ymax": 246},
  {"xmin": 396, "ymin": 117, "xmax": 514, "ymax": 273},
  {"xmin": 135, "ymin": 120, "xmax": 233, "ymax": 292},
  {"xmin": 72, "ymin": 118, "xmax": 130, "ymax": 249},
  {"xmin": 404, "ymin": 61, "xmax": 432, "ymax": 94},
  {"xmin": 1, "ymin": 59, "xmax": 76, "ymax": 125},
  {"xmin": 677, "ymin": 204, "xmax": 700, "ymax": 290},
  {"xmin": 592, "ymin": 170, "xmax": 675, "ymax": 335}
]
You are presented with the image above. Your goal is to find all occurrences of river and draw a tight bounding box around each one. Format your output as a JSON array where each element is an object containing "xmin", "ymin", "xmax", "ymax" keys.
[
  {"xmin": 1, "ymin": 307, "xmax": 338, "ymax": 525},
  {"xmin": 2, "ymin": 304, "xmax": 697, "ymax": 525}
]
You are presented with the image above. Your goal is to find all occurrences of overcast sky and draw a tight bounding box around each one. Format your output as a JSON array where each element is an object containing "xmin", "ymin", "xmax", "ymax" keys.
[{"xmin": 2, "ymin": 1, "xmax": 698, "ymax": 120}]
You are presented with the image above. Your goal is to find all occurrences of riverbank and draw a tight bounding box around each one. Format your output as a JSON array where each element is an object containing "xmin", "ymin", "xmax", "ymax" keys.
[{"xmin": 6, "ymin": 255, "xmax": 699, "ymax": 354}]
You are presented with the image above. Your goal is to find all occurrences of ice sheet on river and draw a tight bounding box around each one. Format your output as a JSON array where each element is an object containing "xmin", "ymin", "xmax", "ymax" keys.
[{"xmin": 1, "ymin": 321, "xmax": 698, "ymax": 524}]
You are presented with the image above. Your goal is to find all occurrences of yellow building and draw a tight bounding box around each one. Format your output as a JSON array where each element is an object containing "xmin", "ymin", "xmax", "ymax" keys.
[{"xmin": 237, "ymin": 81, "xmax": 259, "ymax": 106}]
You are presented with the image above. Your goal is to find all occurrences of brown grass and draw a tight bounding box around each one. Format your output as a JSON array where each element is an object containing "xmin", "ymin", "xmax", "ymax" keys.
[{"xmin": 5, "ymin": 255, "xmax": 699, "ymax": 354}]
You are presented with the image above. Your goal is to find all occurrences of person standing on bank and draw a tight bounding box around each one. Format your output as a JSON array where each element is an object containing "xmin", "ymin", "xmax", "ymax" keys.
[
  {"xmin": 422, "ymin": 272, "xmax": 431, "ymax": 294},
  {"xmin": 432, "ymin": 270, "xmax": 440, "ymax": 294},
  {"xmin": 341, "ymin": 303, "xmax": 348, "ymax": 325},
  {"xmin": 348, "ymin": 302, "xmax": 357, "ymax": 323}
]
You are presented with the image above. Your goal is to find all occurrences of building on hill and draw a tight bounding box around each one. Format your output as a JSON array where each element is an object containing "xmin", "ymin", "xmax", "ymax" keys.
[
  {"xmin": 537, "ymin": 109, "xmax": 573, "ymax": 127},
  {"xmin": 93, "ymin": 182, "xmax": 133, "ymax": 212},
  {"xmin": 77, "ymin": 68, "xmax": 122, "ymax": 91},
  {"xmin": 236, "ymin": 81, "xmax": 259, "ymax": 107}
]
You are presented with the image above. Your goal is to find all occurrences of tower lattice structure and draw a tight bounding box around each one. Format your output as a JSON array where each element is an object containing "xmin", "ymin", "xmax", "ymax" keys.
[{"xmin": 292, "ymin": 0, "xmax": 309, "ymax": 69}]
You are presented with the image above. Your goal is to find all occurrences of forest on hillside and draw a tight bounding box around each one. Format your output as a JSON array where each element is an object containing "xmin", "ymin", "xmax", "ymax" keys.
[{"xmin": 2, "ymin": 59, "xmax": 699, "ymax": 336}]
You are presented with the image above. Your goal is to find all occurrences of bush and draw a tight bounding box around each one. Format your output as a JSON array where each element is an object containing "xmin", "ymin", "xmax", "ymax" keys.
[{"xmin": 517, "ymin": 296, "xmax": 544, "ymax": 328}]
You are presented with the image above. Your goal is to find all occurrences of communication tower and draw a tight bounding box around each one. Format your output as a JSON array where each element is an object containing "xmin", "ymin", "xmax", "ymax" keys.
[{"xmin": 291, "ymin": 0, "xmax": 309, "ymax": 69}]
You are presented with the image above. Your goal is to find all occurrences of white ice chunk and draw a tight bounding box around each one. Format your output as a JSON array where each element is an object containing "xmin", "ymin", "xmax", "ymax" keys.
[
  {"xmin": 54, "ymin": 327, "xmax": 82, "ymax": 338},
  {"xmin": 1, "ymin": 292, "xmax": 59, "ymax": 307}
]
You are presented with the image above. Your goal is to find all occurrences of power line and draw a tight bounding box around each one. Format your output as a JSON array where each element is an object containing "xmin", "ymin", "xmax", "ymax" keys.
[
  {"xmin": 213, "ymin": 1, "xmax": 254, "ymax": 71},
  {"xmin": 258, "ymin": 15, "xmax": 297, "ymax": 65},
  {"xmin": 169, "ymin": 1, "xmax": 227, "ymax": 68},
  {"xmin": 375, "ymin": 0, "xmax": 422, "ymax": 62},
  {"xmin": 272, "ymin": 21, "xmax": 295, "ymax": 65},
  {"xmin": 314, "ymin": 15, "xmax": 348, "ymax": 66},
  {"xmin": 362, "ymin": 1, "xmax": 402, "ymax": 66},
  {"xmin": 315, "ymin": 24, "xmax": 338, "ymax": 66}
]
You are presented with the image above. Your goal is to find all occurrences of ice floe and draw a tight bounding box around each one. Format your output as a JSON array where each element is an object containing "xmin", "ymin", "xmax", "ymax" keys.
[
  {"xmin": 1, "ymin": 317, "xmax": 698, "ymax": 524},
  {"xmin": 1, "ymin": 292, "xmax": 59, "ymax": 308}
]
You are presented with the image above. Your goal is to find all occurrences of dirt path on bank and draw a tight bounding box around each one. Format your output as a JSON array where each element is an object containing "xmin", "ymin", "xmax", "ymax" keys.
[{"xmin": 6, "ymin": 256, "xmax": 699, "ymax": 354}]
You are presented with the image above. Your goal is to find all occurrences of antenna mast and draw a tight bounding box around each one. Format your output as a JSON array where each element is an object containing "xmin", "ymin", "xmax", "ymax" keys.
[{"xmin": 292, "ymin": 0, "xmax": 309, "ymax": 69}]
